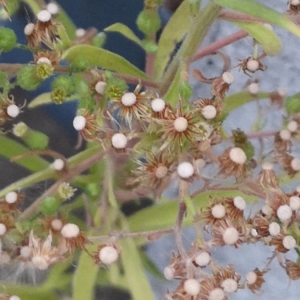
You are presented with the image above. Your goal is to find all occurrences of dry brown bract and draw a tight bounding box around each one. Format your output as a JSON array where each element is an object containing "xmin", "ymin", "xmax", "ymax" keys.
[
  {"xmin": 246, "ymin": 268, "xmax": 266, "ymax": 294},
  {"xmin": 285, "ymin": 259, "xmax": 300, "ymax": 280}
]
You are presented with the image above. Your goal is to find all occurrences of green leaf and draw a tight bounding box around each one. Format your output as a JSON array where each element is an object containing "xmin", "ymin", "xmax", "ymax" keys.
[
  {"xmin": 229, "ymin": 21, "xmax": 281, "ymax": 56},
  {"xmin": 154, "ymin": 0, "xmax": 190, "ymax": 79},
  {"xmin": 28, "ymin": 92, "xmax": 78, "ymax": 108},
  {"xmin": 119, "ymin": 238, "xmax": 155, "ymax": 300},
  {"xmin": 56, "ymin": 23, "xmax": 72, "ymax": 49},
  {"xmin": 62, "ymin": 45, "xmax": 149, "ymax": 79},
  {"xmin": 55, "ymin": 5, "xmax": 76, "ymax": 40},
  {"xmin": 0, "ymin": 136, "xmax": 49, "ymax": 171},
  {"xmin": 215, "ymin": 0, "xmax": 300, "ymax": 37},
  {"xmin": 164, "ymin": 68, "xmax": 180, "ymax": 104},
  {"xmin": 104, "ymin": 23, "xmax": 144, "ymax": 48}
]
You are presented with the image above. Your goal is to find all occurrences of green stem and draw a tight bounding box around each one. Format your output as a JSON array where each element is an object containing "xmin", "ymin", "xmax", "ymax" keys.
[{"xmin": 21, "ymin": 0, "xmax": 45, "ymax": 13}]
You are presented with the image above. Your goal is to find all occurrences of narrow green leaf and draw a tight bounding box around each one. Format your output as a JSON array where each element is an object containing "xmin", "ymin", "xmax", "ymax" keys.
[
  {"xmin": 164, "ymin": 68, "xmax": 180, "ymax": 104},
  {"xmin": 28, "ymin": 92, "xmax": 77, "ymax": 108},
  {"xmin": 56, "ymin": 23, "xmax": 72, "ymax": 49},
  {"xmin": 215, "ymin": 0, "xmax": 300, "ymax": 37},
  {"xmin": 62, "ymin": 45, "xmax": 149, "ymax": 79},
  {"xmin": 229, "ymin": 21, "xmax": 281, "ymax": 56},
  {"xmin": 154, "ymin": 0, "xmax": 190, "ymax": 79},
  {"xmin": 104, "ymin": 23, "xmax": 144, "ymax": 48},
  {"xmin": 119, "ymin": 238, "xmax": 155, "ymax": 300},
  {"xmin": 55, "ymin": 5, "xmax": 76, "ymax": 40}
]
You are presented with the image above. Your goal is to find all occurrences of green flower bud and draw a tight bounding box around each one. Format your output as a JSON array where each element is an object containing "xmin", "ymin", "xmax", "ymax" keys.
[
  {"xmin": 179, "ymin": 82, "xmax": 193, "ymax": 100},
  {"xmin": 0, "ymin": 26, "xmax": 17, "ymax": 52},
  {"xmin": 51, "ymin": 87, "xmax": 67, "ymax": 104},
  {"xmin": 17, "ymin": 66, "xmax": 41, "ymax": 91},
  {"xmin": 105, "ymin": 77, "xmax": 128, "ymax": 99},
  {"xmin": 232, "ymin": 129, "xmax": 247, "ymax": 145},
  {"xmin": 57, "ymin": 182, "xmax": 76, "ymax": 200},
  {"xmin": 85, "ymin": 183, "xmax": 101, "ymax": 198},
  {"xmin": 40, "ymin": 196, "xmax": 61, "ymax": 215},
  {"xmin": 136, "ymin": 9, "xmax": 161, "ymax": 35},
  {"xmin": 92, "ymin": 32, "xmax": 106, "ymax": 48},
  {"xmin": 71, "ymin": 57, "xmax": 91, "ymax": 72},
  {"xmin": 285, "ymin": 93, "xmax": 300, "ymax": 114},
  {"xmin": 145, "ymin": 0, "xmax": 163, "ymax": 9},
  {"xmin": 35, "ymin": 63, "xmax": 54, "ymax": 80},
  {"xmin": 13, "ymin": 122, "xmax": 49, "ymax": 149},
  {"xmin": 143, "ymin": 39, "xmax": 158, "ymax": 53},
  {"xmin": 0, "ymin": 71, "xmax": 8, "ymax": 88},
  {"xmin": 52, "ymin": 75, "xmax": 74, "ymax": 96}
]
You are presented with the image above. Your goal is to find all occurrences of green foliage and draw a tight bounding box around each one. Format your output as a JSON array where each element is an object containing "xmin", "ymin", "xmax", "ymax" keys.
[{"xmin": 0, "ymin": 26, "xmax": 17, "ymax": 52}]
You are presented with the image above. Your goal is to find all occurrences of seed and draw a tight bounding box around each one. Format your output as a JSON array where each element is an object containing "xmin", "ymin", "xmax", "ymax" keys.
[
  {"xmin": 291, "ymin": 158, "xmax": 300, "ymax": 171},
  {"xmin": 183, "ymin": 278, "xmax": 201, "ymax": 296},
  {"xmin": 289, "ymin": 196, "xmax": 300, "ymax": 211},
  {"xmin": 151, "ymin": 98, "xmax": 165, "ymax": 112},
  {"xmin": 246, "ymin": 59, "xmax": 259, "ymax": 72},
  {"xmin": 209, "ymin": 288, "xmax": 225, "ymax": 300},
  {"xmin": 9, "ymin": 296, "xmax": 21, "ymax": 300},
  {"xmin": 223, "ymin": 227, "xmax": 239, "ymax": 245},
  {"xmin": 246, "ymin": 271, "xmax": 257, "ymax": 285},
  {"xmin": 24, "ymin": 23, "xmax": 35, "ymax": 35},
  {"xmin": 46, "ymin": 2, "xmax": 59, "ymax": 15},
  {"xmin": 61, "ymin": 223, "xmax": 80, "ymax": 238},
  {"xmin": 277, "ymin": 205, "xmax": 292, "ymax": 222},
  {"xmin": 37, "ymin": 10, "xmax": 52, "ymax": 22},
  {"xmin": 7, "ymin": 104, "xmax": 20, "ymax": 118},
  {"xmin": 164, "ymin": 266, "xmax": 175, "ymax": 280},
  {"xmin": 37, "ymin": 57, "xmax": 52, "ymax": 66},
  {"xmin": 248, "ymin": 82, "xmax": 259, "ymax": 95},
  {"xmin": 76, "ymin": 28, "xmax": 86, "ymax": 38},
  {"xmin": 73, "ymin": 116, "xmax": 86, "ymax": 131},
  {"xmin": 99, "ymin": 246, "xmax": 119, "ymax": 264},
  {"xmin": 279, "ymin": 129, "xmax": 291, "ymax": 141},
  {"xmin": 229, "ymin": 147, "xmax": 247, "ymax": 164},
  {"xmin": 202, "ymin": 105, "xmax": 217, "ymax": 120},
  {"xmin": 155, "ymin": 165, "xmax": 168, "ymax": 178},
  {"xmin": 51, "ymin": 218, "xmax": 63, "ymax": 231},
  {"xmin": 287, "ymin": 121, "xmax": 298, "ymax": 132},
  {"xmin": 211, "ymin": 204, "xmax": 226, "ymax": 219},
  {"xmin": 251, "ymin": 229, "xmax": 258, "ymax": 237},
  {"xmin": 282, "ymin": 235, "xmax": 296, "ymax": 250},
  {"xmin": 95, "ymin": 81, "xmax": 107, "ymax": 95},
  {"xmin": 5, "ymin": 191, "xmax": 18, "ymax": 204},
  {"xmin": 221, "ymin": 278, "xmax": 238, "ymax": 293},
  {"xmin": 121, "ymin": 92, "xmax": 136, "ymax": 106},
  {"xmin": 195, "ymin": 251, "xmax": 210, "ymax": 267},
  {"xmin": 173, "ymin": 117, "xmax": 188, "ymax": 132},
  {"xmin": 177, "ymin": 162, "xmax": 194, "ymax": 179},
  {"xmin": 20, "ymin": 246, "xmax": 32, "ymax": 258},
  {"xmin": 222, "ymin": 72, "xmax": 234, "ymax": 84},
  {"xmin": 268, "ymin": 222, "xmax": 280, "ymax": 236},
  {"xmin": 262, "ymin": 162, "xmax": 273, "ymax": 170},
  {"xmin": 233, "ymin": 196, "xmax": 246, "ymax": 211},
  {"xmin": 52, "ymin": 158, "xmax": 65, "ymax": 171},
  {"xmin": 111, "ymin": 133, "xmax": 127, "ymax": 149}
]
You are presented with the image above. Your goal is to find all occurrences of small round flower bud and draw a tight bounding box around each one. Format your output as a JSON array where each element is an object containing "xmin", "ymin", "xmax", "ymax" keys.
[
  {"xmin": 71, "ymin": 57, "xmax": 91, "ymax": 72},
  {"xmin": 95, "ymin": 81, "xmax": 107, "ymax": 95},
  {"xmin": 221, "ymin": 278, "xmax": 238, "ymax": 293},
  {"xmin": 173, "ymin": 117, "xmax": 188, "ymax": 132},
  {"xmin": 52, "ymin": 75, "xmax": 74, "ymax": 97},
  {"xmin": 37, "ymin": 10, "xmax": 52, "ymax": 22},
  {"xmin": 35, "ymin": 63, "xmax": 54, "ymax": 80},
  {"xmin": 37, "ymin": 57, "xmax": 52, "ymax": 66},
  {"xmin": 248, "ymin": 82, "xmax": 259, "ymax": 95},
  {"xmin": 5, "ymin": 191, "xmax": 18, "ymax": 204},
  {"xmin": 13, "ymin": 122, "xmax": 28, "ymax": 137},
  {"xmin": 229, "ymin": 147, "xmax": 247, "ymax": 164},
  {"xmin": 277, "ymin": 204, "xmax": 292, "ymax": 222},
  {"xmin": 51, "ymin": 158, "xmax": 65, "ymax": 171},
  {"xmin": 121, "ymin": 92, "xmax": 136, "ymax": 106},
  {"xmin": 76, "ymin": 28, "xmax": 86, "ymax": 38},
  {"xmin": 0, "ymin": 223, "xmax": 7, "ymax": 235},
  {"xmin": 183, "ymin": 278, "xmax": 201, "ymax": 296},
  {"xmin": 155, "ymin": 165, "xmax": 168, "ymax": 178},
  {"xmin": 47, "ymin": 2, "xmax": 59, "ymax": 15},
  {"xmin": 40, "ymin": 196, "xmax": 61, "ymax": 215},
  {"xmin": 222, "ymin": 72, "xmax": 234, "ymax": 84},
  {"xmin": 195, "ymin": 251, "xmax": 210, "ymax": 267},
  {"xmin": 136, "ymin": 10, "xmax": 161, "ymax": 34},
  {"xmin": 51, "ymin": 218, "xmax": 63, "ymax": 231},
  {"xmin": 20, "ymin": 246, "xmax": 32, "ymax": 258},
  {"xmin": 99, "ymin": 246, "xmax": 119, "ymax": 264},
  {"xmin": 9, "ymin": 296, "xmax": 21, "ymax": 300},
  {"xmin": 222, "ymin": 227, "xmax": 239, "ymax": 245},
  {"xmin": 73, "ymin": 116, "xmax": 86, "ymax": 131},
  {"xmin": 291, "ymin": 158, "xmax": 300, "ymax": 171},
  {"xmin": 287, "ymin": 121, "xmax": 298, "ymax": 132},
  {"xmin": 246, "ymin": 271, "xmax": 257, "ymax": 285},
  {"xmin": 209, "ymin": 288, "xmax": 225, "ymax": 300},
  {"xmin": 283, "ymin": 235, "xmax": 296, "ymax": 250},
  {"xmin": 233, "ymin": 196, "xmax": 246, "ymax": 211},
  {"xmin": 24, "ymin": 23, "xmax": 35, "ymax": 35},
  {"xmin": 279, "ymin": 129, "xmax": 291, "ymax": 141},
  {"xmin": 6, "ymin": 104, "xmax": 20, "ymax": 118},
  {"xmin": 246, "ymin": 59, "xmax": 259, "ymax": 72},
  {"xmin": 17, "ymin": 66, "xmax": 41, "ymax": 91},
  {"xmin": 61, "ymin": 223, "xmax": 80, "ymax": 238},
  {"xmin": 202, "ymin": 105, "xmax": 217, "ymax": 120},
  {"xmin": 251, "ymin": 228, "xmax": 258, "ymax": 237},
  {"xmin": 177, "ymin": 162, "xmax": 194, "ymax": 179},
  {"xmin": 289, "ymin": 196, "xmax": 300, "ymax": 211},
  {"xmin": 111, "ymin": 133, "xmax": 127, "ymax": 149},
  {"xmin": 268, "ymin": 222, "xmax": 280, "ymax": 236},
  {"xmin": 211, "ymin": 204, "xmax": 226, "ymax": 219},
  {"xmin": 92, "ymin": 32, "xmax": 106, "ymax": 48},
  {"xmin": 151, "ymin": 98, "xmax": 165, "ymax": 112},
  {"xmin": 164, "ymin": 266, "xmax": 175, "ymax": 280},
  {"xmin": 0, "ymin": 27, "xmax": 17, "ymax": 52},
  {"xmin": 57, "ymin": 182, "xmax": 76, "ymax": 200}
]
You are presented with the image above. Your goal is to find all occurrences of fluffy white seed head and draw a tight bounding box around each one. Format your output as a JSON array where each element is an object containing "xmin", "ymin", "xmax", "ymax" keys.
[
  {"xmin": 280, "ymin": 129, "xmax": 291, "ymax": 141},
  {"xmin": 99, "ymin": 246, "xmax": 119, "ymax": 264},
  {"xmin": 121, "ymin": 92, "xmax": 136, "ymax": 106},
  {"xmin": 291, "ymin": 0, "xmax": 300, "ymax": 5},
  {"xmin": 263, "ymin": 23, "xmax": 273, "ymax": 31},
  {"xmin": 52, "ymin": 158, "xmax": 65, "ymax": 171},
  {"xmin": 221, "ymin": 278, "xmax": 238, "ymax": 293},
  {"xmin": 151, "ymin": 98, "xmax": 165, "ymax": 112},
  {"xmin": 202, "ymin": 105, "xmax": 217, "ymax": 120},
  {"xmin": 164, "ymin": 266, "xmax": 175, "ymax": 280},
  {"xmin": 95, "ymin": 81, "xmax": 107, "ymax": 95},
  {"xmin": 222, "ymin": 72, "xmax": 234, "ymax": 84},
  {"xmin": 24, "ymin": 23, "xmax": 35, "ymax": 35},
  {"xmin": 222, "ymin": 227, "xmax": 239, "ymax": 245},
  {"xmin": 287, "ymin": 121, "xmax": 298, "ymax": 132},
  {"xmin": 0, "ymin": 223, "xmax": 7, "ymax": 236},
  {"xmin": 251, "ymin": 228, "xmax": 258, "ymax": 237},
  {"xmin": 277, "ymin": 205, "xmax": 292, "ymax": 222},
  {"xmin": 32, "ymin": 255, "xmax": 48, "ymax": 270},
  {"xmin": 291, "ymin": 158, "xmax": 300, "ymax": 171},
  {"xmin": 173, "ymin": 117, "xmax": 188, "ymax": 132},
  {"xmin": 233, "ymin": 196, "xmax": 246, "ymax": 211},
  {"xmin": 37, "ymin": 9, "xmax": 52, "ymax": 22},
  {"xmin": 111, "ymin": 133, "xmax": 127, "ymax": 149},
  {"xmin": 155, "ymin": 165, "xmax": 168, "ymax": 178},
  {"xmin": 268, "ymin": 222, "xmax": 280, "ymax": 236},
  {"xmin": 177, "ymin": 162, "xmax": 194, "ymax": 179},
  {"xmin": 246, "ymin": 271, "xmax": 257, "ymax": 285},
  {"xmin": 184, "ymin": 278, "xmax": 201, "ymax": 296},
  {"xmin": 61, "ymin": 223, "xmax": 80, "ymax": 238},
  {"xmin": 76, "ymin": 28, "xmax": 86, "ymax": 38},
  {"xmin": 248, "ymin": 82, "xmax": 259, "ymax": 95},
  {"xmin": 195, "ymin": 251, "xmax": 210, "ymax": 267},
  {"xmin": 7, "ymin": 104, "xmax": 20, "ymax": 118},
  {"xmin": 5, "ymin": 191, "xmax": 18, "ymax": 204},
  {"xmin": 37, "ymin": 57, "xmax": 52, "ymax": 65},
  {"xmin": 73, "ymin": 116, "xmax": 86, "ymax": 131},
  {"xmin": 9, "ymin": 296, "xmax": 21, "ymax": 300},
  {"xmin": 51, "ymin": 218, "xmax": 63, "ymax": 231},
  {"xmin": 289, "ymin": 196, "xmax": 300, "ymax": 211},
  {"xmin": 283, "ymin": 235, "xmax": 296, "ymax": 250},
  {"xmin": 47, "ymin": 2, "xmax": 59, "ymax": 15},
  {"xmin": 209, "ymin": 288, "xmax": 225, "ymax": 300},
  {"xmin": 262, "ymin": 205, "xmax": 273, "ymax": 216},
  {"xmin": 20, "ymin": 246, "xmax": 32, "ymax": 258},
  {"xmin": 246, "ymin": 59, "xmax": 259, "ymax": 72},
  {"xmin": 229, "ymin": 147, "xmax": 247, "ymax": 164},
  {"xmin": 262, "ymin": 162, "xmax": 273, "ymax": 171},
  {"xmin": 211, "ymin": 204, "xmax": 226, "ymax": 219}
]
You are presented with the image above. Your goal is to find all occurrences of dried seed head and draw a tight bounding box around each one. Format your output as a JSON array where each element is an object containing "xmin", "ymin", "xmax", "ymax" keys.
[
  {"xmin": 24, "ymin": 23, "xmax": 35, "ymax": 35},
  {"xmin": 268, "ymin": 222, "xmax": 280, "ymax": 236},
  {"xmin": 287, "ymin": 121, "xmax": 298, "ymax": 132},
  {"xmin": 37, "ymin": 9, "xmax": 52, "ymax": 22},
  {"xmin": 9, "ymin": 296, "xmax": 21, "ymax": 300},
  {"xmin": 184, "ymin": 278, "xmax": 201, "ymax": 296},
  {"xmin": 95, "ymin": 81, "xmax": 107, "ymax": 95},
  {"xmin": 151, "ymin": 98, "xmax": 165, "ymax": 112},
  {"xmin": 286, "ymin": 260, "xmax": 300, "ymax": 280},
  {"xmin": 211, "ymin": 204, "xmax": 226, "ymax": 219},
  {"xmin": 177, "ymin": 162, "xmax": 194, "ymax": 179},
  {"xmin": 164, "ymin": 266, "xmax": 175, "ymax": 280},
  {"xmin": 291, "ymin": 0, "xmax": 300, "ymax": 5},
  {"xmin": 73, "ymin": 115, "xmax": 86, "ymax": 131},
  {"xmin": 111, "ymin": 133, "xmax": 127, "ymax": 149},
  {"xmin": 248, "ymin": 82, "xmax": 259, "ymax": 95},
  {"xmin": 279, "ymin": 129, "xmax": 291, "ymax": 141},
  {"xmin": 155, "ymin": 165, "xmax": 168, "ymax": 178},
  {"xmin": 229, "ymin": 147, "xmax": 247, "ymax": 164},
  {"xmin": 51, "ymin": 218, "xmax": 63, "ymax": 231},
  {"xmin": 76, "ymin": 28, "xmax": 86, "ymax": 37},
  {"xmin": 277, "ymin": 204, "xmax": 292, "ymax": 222},
  {"xmin": 246, "ymin": 59, "xmax": 259, "ymax": 72},
  {"xmin": 20, "ymin": 246, "xmax": 32, "ymax": 258},
  {"xmin": 291, "ymin": 158, "xmax": 300, "ymax": 171},
  {"xmin": 5, "ymin": 191, "xmax": 18, "ymax": 204},
  {"xmin": 51, "ymin": 158, "xmax": 65, "ymax": 171},
  {"xmin": 61, "ymin": 223, "xmax": 80, "ymax": 238},
  {"xmin": 289, "ymin": 196, "xmax": 300, "ymax": 211},
  {"xmin": 222, "ymin": 72, "xmax": 234, "ymax": 84},
  {"xmin": 261, "ymin": 205, "xmax": 273, "ymax": 216},
  {"xmin": 36, "ymin": 57, "xmax": 52, "ymax": 65},
  {"xmin": 282, "ymin": 235, "xmax": 296, "ymax": 250},
  {"xmin": 246, "ymin": 271, "xmax": 257, "ymax": 285},
  {"xmin": 233, "ymin": 196, "xmax": 246, "ymax": 211},
  {"xmin": 202, "ymin": 105, "xmax": 217, "ymax": 120},
  {"xmin": 221, "ymin": 278, "xmax": 238, "ymax": 293},
  {"xmin": 6, "ymin": 104, "xmax": 20, "ymax": 118},
  {"xmin": 99, "ymin": 246, "xmax": 119, "ymax": 265},
  {"xmin": 121, "ymin": 92, "xmax": 136, "ymax": 106},
  {"xmin": 173, "ymin": 117, "xmax": 188, "ymax": 132},
  {"xmin": 195, "ymin": 251, "xmax": 211, "ymax": 267},
  {"xmin": 222, "ymin": 227, "xmax": 239, "ymax": 245},
  {"xmin": 209, "ymin": 288, "xmax": 225, "ymax": 300},
  {"xmin": 47, "ymin": 2, "xmax": 59, "ymax": 15},
  {"xmin": 0, "ymin": 223, "xmax": 7, "ymax": 236}
]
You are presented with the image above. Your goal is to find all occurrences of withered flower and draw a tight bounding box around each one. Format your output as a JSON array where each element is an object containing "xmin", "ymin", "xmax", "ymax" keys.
[
  {"xmin": 34, "ymin": 50, "xmax": 61, "ymax": 66},
  {"xmin": 93, "ymin": 243, "xmax": 120, "ymax": 266},
  {"xmin": 73, "ymin": 110, "xmax": 99, "ymax": 141},
  {"xmin": 193, "ymin": 98, "xmax": 221, "ymax": 120},
  {"xmin": 271, "ymin": 234, "xmax": 296, "ymax": 253},
  {"xmin": 285, "ymin": 259, "xmax": 300, "ymax": 280},
  {"xmin": 246, "ymin": 268, "xmax": 266, "ymax": 294},
  {"xmin": 214, "ymin": 264, "xmax": 241, "ymax": 294},
  {"xmin": 40, "ymin": 216, "xmax": 65, "ymax": 235},
  {"xmin": 211, "ymin": 71, "xmax": 234, "ymax": 100},
  {"xmin": 251, "ymin": 214, "xmax": 270, "ymax": 237},
  {"xmin": 200, "ymin": 197, "xmax": 227, "ymax": 226},
  {"xmin": 238, "ymin": 56, "xmax": 266, "ymax": 76},
  {"xmin": 24, "ymin": 23, "xmax": 40, "ymax": 48},
  {"xmin": 288, "ymin": 0, "xmax": 300, "ymax": 14},
  {"xmin": 258, "ymin": 162, "xmax": 279, "ymax": 190},
  {"xmin": 269, "ymin": 87, "xmax": 286, "ymax": 106},
  {"xmin": 1, "ymin": 191, "xmax": 23, "ymax": 212},
  {"xmin": 36, "ymin": 9, "xmax": 58, "ymax": 45},
  {"xmin": 164, "ymin": 252, "xmax": 187, "ymax": 280},
  {"xmin": 199, "ymin": 276, "xmax": 226, "ymax": 300},
  {"xmin": 280, "ymin": 154, "xmax": 300, "ymax": 177},
  {"xmin": 224, "ymin": 196, "xmax": 246, "ymax": 221}
]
